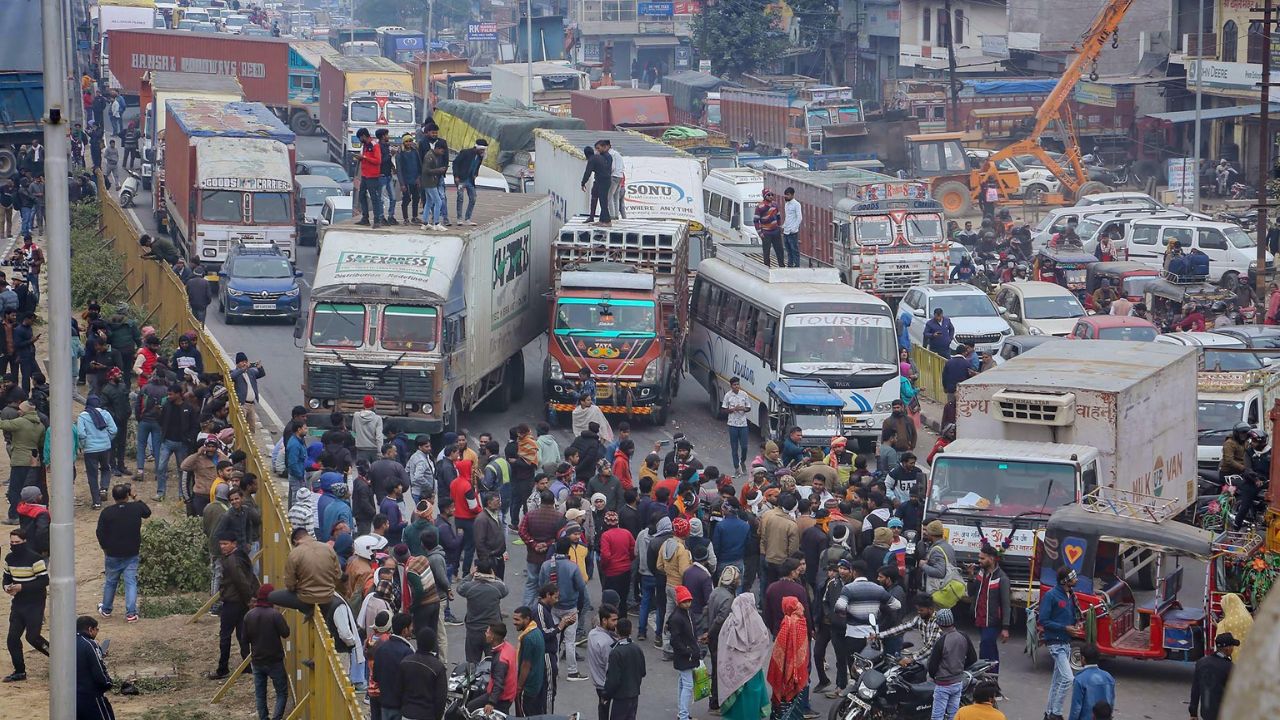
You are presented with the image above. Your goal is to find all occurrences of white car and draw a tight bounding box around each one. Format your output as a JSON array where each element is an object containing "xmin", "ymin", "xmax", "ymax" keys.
[
  {"xmin": 993, "ymin": 281, "xmax": 1086, "ymax": 336},
  {"xmin": 900, "ymin": 283, "xmax": 1013, "ymax": 355},
  {"xmin": 966, "ymin": 149, "xmax": 1061, "ymax": 198},
  {"xmin": 316, "ymin": 195, "xmax": 353, "ymax": 251},
  {"xmin": 222, "ymin": 14, "xmax": 250, "ymax": 32}
]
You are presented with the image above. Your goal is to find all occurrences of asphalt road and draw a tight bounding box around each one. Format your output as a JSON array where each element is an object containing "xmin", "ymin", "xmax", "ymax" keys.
[{"xmin": 122, "ymin": 131, "xmax": 1199, "ymax": 720}]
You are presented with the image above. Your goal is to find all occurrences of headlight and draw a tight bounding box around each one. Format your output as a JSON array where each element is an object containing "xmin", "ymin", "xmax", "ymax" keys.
[
  {"xmin": 857, "ymin": 683, "xmax": 875, "ymax": 700},
  {"xmin": 549, "ymin": 357, "xmax": 564, "ymax": 380},
  {"xmin": 283, "ymin": 287, "xmax": 300, "ymax": 297},
  {"xmin": 423, "ymin": 403, "xmax": 433, "ymax": 415},
  {"xmin": 1001, "ymin": 327, "xmax": 1012, "ymax": 335},
  {"xmin": 874, "ymin": 401, "xmax": 893, "ymax": 413},
  {"xmin": 307, "ymin": 398, "xmax": 321, "ymax": 409},
  {"xmin": 227, "ymin": 288, "xmax": 245, "ymax": 297},
  {"xmin": 642, "ymin": 362, "xmax": 660, "ymax": 384},
  {"xmin": 1029, "ymin": 326, "xmax": 1044, "ymax": 335}
]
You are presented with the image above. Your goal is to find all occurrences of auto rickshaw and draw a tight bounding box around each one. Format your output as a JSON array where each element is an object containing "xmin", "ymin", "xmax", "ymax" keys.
[
  {"xmin": 1035, "ymin": 491, "xmax": 1260, "ymax": 666},
  {"xmin": 765, "ymin": 378, "xmax": 846, "ymax": 447},
  {"xmin": 1083, "ymin": 261, "xmax": 1159, "ymax": 311},
  {"xmin": 1034, "ymin": 247, "xmax": 1096, "ymax": 292},
  {"xmin": 1142, "ymin": 277, "xmax": 1235, "ymax": 330}
]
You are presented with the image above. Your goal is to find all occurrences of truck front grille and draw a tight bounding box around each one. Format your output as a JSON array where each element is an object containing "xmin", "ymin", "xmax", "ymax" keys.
[{"xmin": 308, "ymin": 364, "xmax": 434, "ymax": 406}]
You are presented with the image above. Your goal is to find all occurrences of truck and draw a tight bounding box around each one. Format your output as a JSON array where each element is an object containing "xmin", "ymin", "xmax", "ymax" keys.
[
  {"xmin": 138, "ymin": 71, "xmax": 244, "ymax": 191},
  {"xmin": 299, "ymin": 193, "xmax": 553, "ymax": 434},
  {"xmin": 107, "ymin": 29, "xmax": 332, "ymax": 134},
  {"xmin": 0, "ymin": 1, "xmax": 44, "ymax": 177},
  {"xmin": 163, "ymin": 100, "xmax": 298, "ymax": 266},
  {"xmin": 287, "ymin": 41, "xmax": 341, "ymax": 134},
  {"xmin": 721, "ymin": 85, "xmax": 864, "ymax": 154},
  {"xmin": 544, "ymin": 218, "xmax": 688, "ymax": 426},
  {"xmin": 318, "ymin": 55, "xmax": 416, "ymax": 174},
  {"xmin": 570, "ymin": 89, "xmax": 675, "ymax": 131},
  {"xmin": 928, "ymin": 340, "xmax": 1198, "ymax": 602},
  {"xmin": 378, "ymin": 29, "xmax": 426, "ymax": 63},
  {"xmin": 532, "ymin": 129, "xmax": 705, "ymax": 233},
  {"xmin": 1195, "ymin": 369, "xmax": 1280, "ymax": 469},
  {"xmin": 489, "ymin": 61, "xmax": 588, "ymax": 114},
  {"xmin": 761, "ymin": 167, "xmax": 948, "ymax": 299},
  {"xmin": 95, "ymin": 0, "xmax": 156, "ymax": 82},
  {"xmin": 662, "ymin": 70, "xmax": 733, "ymax": 130}
]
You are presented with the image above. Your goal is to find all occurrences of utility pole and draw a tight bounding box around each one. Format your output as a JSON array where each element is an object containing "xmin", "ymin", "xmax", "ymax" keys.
[
  {"xmin": 526, "ymin": 0, "xmax": 535, "ymax": 106},
  {"xmin": 1192, "ymin": 0, "xmax": 1205, "ymax": 210},
  {"xmin": 1257, "ymin": 0, "xmax": 1274, "ymax": 297},
  {"xmin": 422, "ymin": 0, "xmax": 433, "ymax": 122},
  {"xmin": 944, "ymin": 0, "xmax": 959, "ymax": 131},
  {"xmin": 41, "ymin": 0, "xmax": 76, "ymax": 716}
]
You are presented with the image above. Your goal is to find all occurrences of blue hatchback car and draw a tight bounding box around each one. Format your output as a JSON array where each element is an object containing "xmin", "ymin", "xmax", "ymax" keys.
[{"xmin": 218, "ymin": 241, "xmax": 302, "ymax": 323}]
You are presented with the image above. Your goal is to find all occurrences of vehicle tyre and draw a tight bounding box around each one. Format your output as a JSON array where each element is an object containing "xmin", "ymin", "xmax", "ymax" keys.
[
  {"xmin": 652, "ymin": 401, "xmax": 669, "ymax": 426},
  {"xmin": 1220, "ymin": 271, "xmax": 1240, "ymax": 291},
  {"xmin": 290, "ymin": 112, "xmax": 317, "ymax": 136},
  {"xmin": 507, "ymin": 352, "xmax": 526, "ymax": 403},
  {"xmin": 826, "ymin": 697, "xmax": 863, "ymax": 720},
  {"xmin": 1075, "ymin": 181, "xmax": 1111, "ymax": 200},
  {"xmin": 708, "ymin": 373, "xmax": 725, "ymax": 420},
  {"xmin": 486, "ymin": 368, "xmax": 513, "ymax": 411},
  {"xmin": 444, "ymin": 390, "xmax": 463, "ymax": 434},
  {"xmin": 935, "ymin": 181, "xmax": 973, "ymax": 217},
  {"xmin": 1069, "ymin": 645, "xmax": 1086, "ymax": 672},
  {"xmin": 1024, "ymin": 184, "xmax": 1047, "ymax": 203},
  {"xmin": 0, "ymin": 147, "xmax": 16, "ymax": 177}
]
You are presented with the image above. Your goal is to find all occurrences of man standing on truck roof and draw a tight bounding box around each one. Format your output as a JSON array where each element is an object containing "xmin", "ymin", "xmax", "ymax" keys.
[
  {"xmin": 418, "ymin": 123, "xmax": 450, "ymax": 226},
  {"xmin": 376, "ymin": 129, "xmax": 399, "ymax": 226},
  {"xmin": 398, "ymin": 136, "xmax": 422, "ymax": 225},
  {"xmin": 355, "ymin": 128, "xmax": 385, "ymax": 228},
  {"xmin": 753, "ymin": 191, "xmax": 783, "ymax": 268},
  {"xmin": 604, "ymin": 139, "xmax": 626, "ymax": 220},
  {"xmin": 781, "ymin": 187, "xmax": 802, "ymax": 268},
  {"xmin": 453, "ymin": 140, "xmax": 487, "ymax": 226}
]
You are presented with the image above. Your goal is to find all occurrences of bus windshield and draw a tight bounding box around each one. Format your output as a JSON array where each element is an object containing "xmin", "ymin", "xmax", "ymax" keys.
[
  {"xmin": 310, "ymin": 303, "xmax": 365, "ymax": 347},
  {"xmin": 555, "ymin": 298, "xmax": 656, "ymax": 336},
  {"xmin": 779, "ymin": 313, "xmax": 896, "ymax": 370},
  {"xmin": 931, "ymin": 456, "xmax": 1077, "ymax": 515}
]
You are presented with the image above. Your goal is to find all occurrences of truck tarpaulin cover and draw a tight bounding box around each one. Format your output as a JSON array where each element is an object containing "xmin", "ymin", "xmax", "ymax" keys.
[
  {"xmin": 434, "ymin": 97, "xmax": 585, "ymax": 169},
  {"xmin": 0, "ymin": 2, "xmax": 41, "ymax": 71},
  {"xmin": 664, "ymin": 70, "xmax": 737, "ymax": 112},
  {"xmin": 167, "ymin": 100, "xmax": 296, "ymax": 143},
  {"xmin": 964, "ymin": 79, "xmax": 1057, "ymax": 95}
]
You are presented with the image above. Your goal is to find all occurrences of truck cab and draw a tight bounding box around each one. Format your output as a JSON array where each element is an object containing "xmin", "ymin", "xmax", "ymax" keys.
[
  {"xmin": 186, "ymin": 139, "xmax": 296, "ymax": 263},
  {"xmin": 832, "ymin": 183, "xmax": 948, "ymax": 298}
]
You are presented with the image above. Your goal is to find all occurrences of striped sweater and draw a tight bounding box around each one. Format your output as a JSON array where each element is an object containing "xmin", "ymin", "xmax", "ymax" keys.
[
  {"xmin": 3, "ymin": 544, "xmax": 48, "ymax": 605},
  {"xmin": 833, "ymin": 577, "xmax": 900, "ymax": 638}
]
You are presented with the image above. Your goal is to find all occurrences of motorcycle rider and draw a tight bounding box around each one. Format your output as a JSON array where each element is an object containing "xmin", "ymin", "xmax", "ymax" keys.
[
  {"xmin": 1249, "ymin": 430, "xmax": 1271, "ymax": 480},
  {"xmin": 950, "ymin": 255, "xmax": 977, "ymax": 284},
  {"xmin": 1220, "ymin": 423, "xmax": 1252, "ymax": 477},
  {"xmin": 1210, "ymin": 301, "xmax": 1235, "ymax": 329}
]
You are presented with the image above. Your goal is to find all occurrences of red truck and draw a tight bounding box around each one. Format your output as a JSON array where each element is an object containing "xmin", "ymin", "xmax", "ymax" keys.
[
  {"xmin": 164, "ymin": 100, "xmax": 298, "ymax": 266},
  {"xmin": 106, "ymin": 28, "xmax": 325, "ymax": 134},
  {"xmin": 721, "ymin": 86, "xmax": 864, "ymax": 154},
  {"xmin": 569, "ymin": 88, "xmax": 674, "ymax": 131}
]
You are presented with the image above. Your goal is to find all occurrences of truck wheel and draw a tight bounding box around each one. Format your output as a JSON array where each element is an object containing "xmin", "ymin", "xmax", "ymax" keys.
[
  {"xmin": 708, "ymin": 373, "xmax": 725, "ymax": 420},
  {"xmin": 507, "ymin": 353, "xmax": 526, "ymax": 403},
  {"xmin": 290, "ymin": 112, "xmax": 317, "ymax": 136},
  {"xmin": 652, "ymin": 402, "xmax": 669, "ymax": 426},
  {"xmin": 0, "ymin": 148, "xmax": 16, "ymax": 178},
  {"xmin": 444, "ymin": 390, "xmax": 463, "ymax": 434},
  {"xmin": 935, "ymin": 181, "xmax": 973, "ymax": 216},
  {"xmin": 142, "ymin": 177, "xmax": 152, "ymax": 191}
]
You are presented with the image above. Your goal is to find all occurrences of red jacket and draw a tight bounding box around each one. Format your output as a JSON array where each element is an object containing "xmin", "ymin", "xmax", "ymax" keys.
[
  {"xmin": 612, "ymin": 451, "xmax": 633, "ymax": 490},
  {"xmin": 359, "ymin": 141, "xmax": 382, "ymax": 179},
  {"xmin": 487, "ymin": 640, "xmax": 519, "ymax": 702},
  {"xmin": 451, "ymin": 478, "xmax": 481, "ymax": 521},
  {"xmin": 598, "ymin": 526, "xmax": 636, "ymax": 577}
]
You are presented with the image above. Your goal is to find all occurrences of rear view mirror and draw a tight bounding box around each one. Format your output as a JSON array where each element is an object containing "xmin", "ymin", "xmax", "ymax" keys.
[
  {"xmin": 912, "ymin": 308, "xmax": 925, "ymax": 318},
  {"xmin": 293, "ymin": 316, "xmax": 305, "ymax": 341}
]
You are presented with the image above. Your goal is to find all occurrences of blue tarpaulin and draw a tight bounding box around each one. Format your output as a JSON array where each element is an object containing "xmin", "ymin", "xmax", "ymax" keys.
[{"xmin": 965, "ymin": 79, "xmax": 1057, "ymax": 95}]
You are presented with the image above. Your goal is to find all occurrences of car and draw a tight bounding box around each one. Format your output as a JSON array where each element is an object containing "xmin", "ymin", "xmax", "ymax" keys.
[
  {"xmin": 992, "ymin": 334, "xmax": 1066, "ymax": 365},
  {"xmin": 993, "ymin": 281, "xmax": 1086, "ymax": 336},
  {"xmin": 316, "ymin": 195, "xmax": 352, "ymax": 250},
  {"xmin": 295, "ymin": 159, "xmax": 353, "ymax": 194},
  {"xmin": 1152, "ymin": 331, "xmax": 1266, "ymax": 372},
  {"xmin": 899, "ymin": 283, "xmax": 1013, "ymax": 355},
  {"xmin": 1066, "ymin": 315, "xmax": 1158, "ymax": 341},
  {"xmin": 191, "ymin": 21, "xmax": 218, "ymax": 32},
  {"xmin": 241, "ymin": 25, "xmax": 271, "ymax": 36},
  {"xmin": 222, "ymin": 14, "xmax": 250, "ymax": 32},
  {"xmin": 966, "ymin": 149, "xmax": 1061, "ymax": 199},
  {"xmin": 217, "ymin": 241, "xmax": 303, "ymax": 324},
  {"xmin": 1211, "ymin": 326, "xmax": 1280, "ymax": 359},
  {"xmin": 294, "ymin": 175, "xmax": 344, "ymax": 244},
  {"xmin": 1076, "ymin": 191, "xmax": 1166, "ymax": 209}
]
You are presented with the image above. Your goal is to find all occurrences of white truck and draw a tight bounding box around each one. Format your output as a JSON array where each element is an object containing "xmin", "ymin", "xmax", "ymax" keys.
[
  {"xmin": 533, "ymin": 128, "xmax": 706, "ymax": 235},
  {"xmin": 490, "ymin": 61, "xmax": 588, "ymax": 113},
  {"xmin": 96, "ymin": 0, "xmax": 156, "ymax": 82},
  {"xmin": 298, "ymin": 193, "xmax": 552, "ymax": 434},
  {"xmin": 139, "ymin": 71, "xmax": 244, "ymax": 191},
  {"xmin": 927, "ymin": 340, "xmax": 1198, "ymax": 602},
  {"xmin": 1196, "ymin": 369, "xmax": 1280, "ymax": 469}
]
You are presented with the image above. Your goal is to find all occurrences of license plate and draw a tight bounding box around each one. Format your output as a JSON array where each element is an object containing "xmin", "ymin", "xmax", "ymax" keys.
[
  {"xmin": 253, "ymin": 303, "xmax": 275, "ymax": 310},
  {"xmin": 595, "ymin": 387, "xmax": 611, "ymax": 399}
]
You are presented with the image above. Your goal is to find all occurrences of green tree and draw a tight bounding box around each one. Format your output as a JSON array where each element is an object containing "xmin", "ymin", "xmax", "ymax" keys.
[{"xmin": 692, "ymin": 0, "xmax": 787, "ymax": 77}]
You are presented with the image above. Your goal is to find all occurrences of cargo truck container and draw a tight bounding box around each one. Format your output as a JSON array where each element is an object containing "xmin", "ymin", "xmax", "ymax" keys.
[
  {"xmin": 138, "ymin": 71, "xmax": 244, "ymax": 191},
  {"xmin": 318, "ymin": 55, "xmax": 416, "ymax": 175},
  {"xmin": 0, "ymin": 2, "xmax": 45, "ymax": 177},
  {"xmin": 569, "ymin": 89, "xmax": 674, "ymax": 131},
  {"xmin": 107, "ymin": 29, "xmax": 331, "ymax": 134},
  {"xmin": 544, "ymin": 218, "xmax": 688, "ymax": 426},
  {"xmin": 378, "ymin": 29, "xmax": 426, "ymax": 63},
  {"xmin": 761, "ymin": 167, "xmax": 948, "ymax": 299},
  {"xmin": 489, "ymin": 61, "xmax": 588, "ymax": 114},
  {"xmin": 721, "ymin": 86, "xmax": 864, "ymax": 154},
  {"xmin": 662, "ymin": 71, "xmax": 733, "ymax": 130},
  {"xmin": 928, "ymin": 340, "xmax": 1198, "ymax": 602},
  {"xmin": 96, "ymin": 0, "xmax": 156, "ymax": 82},
  {"xmin": 299, "ymin": 193, "xmax": 553, "ymax": 434},
  {"xmin": 164, "ymin": 100, "xmax": 297, "ymax": 266}
]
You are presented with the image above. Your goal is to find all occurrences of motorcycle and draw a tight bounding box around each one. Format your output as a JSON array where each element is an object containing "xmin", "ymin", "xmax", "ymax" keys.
[
  {"xmin": 445, "ymin": 660, "xmax": 496, "ymax": 720},
  {"xmin": 1215, "ymin": 211, "xmax": 1257, "ymax": 233},
  {"xmin": 1230, "ymin": 181, "xmax": 1257, "ymax": 201},
  {"xmin": 118, "ymin": 169, "xmax": 141, "ymax": 208},
  {"xmin": 828, "ymin": 619, "xmax": 999, "ymax": 720}
]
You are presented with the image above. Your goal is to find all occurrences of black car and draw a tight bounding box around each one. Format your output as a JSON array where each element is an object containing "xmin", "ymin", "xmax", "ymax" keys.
[{"xmin": 993, "ymin": 334, "xmax": 1066, "ymax": 365}]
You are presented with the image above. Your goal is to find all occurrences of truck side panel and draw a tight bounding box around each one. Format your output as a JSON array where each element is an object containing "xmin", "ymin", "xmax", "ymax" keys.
[
  {"xmin": 163, "ymin": 107, "xmax": 193, "ymax": 239},
  {"xmin": 762, "ymin": 171, "xmax": 835, "ymax": 265},
  {"xmin": 721, "ymin": 89, "xmax": 789, "ymax": 150},
  {"xmin": 106, "ymin": 29, "xmax": 290, "ymax": 104},
  {"xmin": 0, "ymin": 73, "xmax": 44, "ymax": 139},
  {"xmin": 318, "ymin": 58, "xmax": 346, "ymax": 141}
]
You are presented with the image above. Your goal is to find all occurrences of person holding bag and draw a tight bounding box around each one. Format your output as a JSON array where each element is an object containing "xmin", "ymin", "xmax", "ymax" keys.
[{"xmin": 922, "ymin": 521, "xmax": 966, "ymax": 608}]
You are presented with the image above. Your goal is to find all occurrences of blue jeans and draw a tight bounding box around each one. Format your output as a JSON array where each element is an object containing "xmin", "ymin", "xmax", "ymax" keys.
[
  {"xmin": 638, "ymin": 574, "xmax": 658, "ymax": 637},
  {"xmin": 978, "ymin": 625, "xmax": 1001, "ymax": 668},
  {"xmin": 84, "ymin": 450, "xmax": 111, "ymax": 505},
  {"xmin": 423, "ymin": 186, "xmax": 445, "ymax": 224},
  {"xmin": 253, "ymin": 660, "xmax": 289, "ymax": 720},
  {"xmin": 380, "ymin": 175, "xmax": 396, "ymax": 217},
  {"xmin": 524, "ymin": 561, "xmax": 542, "ymax": 607},
  {"xmin": 134, "ymin": 420, "xmax": 160, "ymax": 474},
  {"xmin": 6, "ymin": 465, "xmax": 32, "ymax": 520},
  {"xmin": 358, "ymin": 177, "xmax": 384, "ymax": 222},
  {"xmin": 783, "ymin": 232, "xmax": 800, "ymax": 267},
  {"xmin": 102, "ymin": 555, "xmax": 139, "ymax": 616},
  {"xmin": 1046, "ymin": 642, "xmax": 1073, "ymax": 716},
  {"xmin": 677, "ymin": 668, "xmax": 693, "ymax": 720},
  {"xmin": 931, "ymin": 681, "xmax": 963, "ymax": 720},
  {"xmin": 456, "ymin": 179, "xmax": 476, "ymax": 220},
  {"xmin": 457, "ymin": 517, "xmax": 476, "ymax": 573},
  {"xmin": 727, "ymin": 425, "xmax": 748, "ymax": 469},
  {"xmin": 155, "ymin": 439, "xmax": 186, "ymax": 497},
  {"xmin": 19, "ymin": 207, "xmax": 33, "ymax": 236}
]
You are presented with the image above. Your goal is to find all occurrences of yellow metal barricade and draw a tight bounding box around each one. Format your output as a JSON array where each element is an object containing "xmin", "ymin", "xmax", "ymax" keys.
[
  {"xmin": 911, "ymin": 343, "xmax": 947, "ymax": 402},
  {"xmin": 98, "ymin": 190, "xmax": 363, "ymax": 719}
]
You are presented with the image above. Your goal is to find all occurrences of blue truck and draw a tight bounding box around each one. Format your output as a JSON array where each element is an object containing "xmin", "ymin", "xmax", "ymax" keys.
[{"xmin": 0, "ymin": 2, "xmax": 45, "ymax": 177}]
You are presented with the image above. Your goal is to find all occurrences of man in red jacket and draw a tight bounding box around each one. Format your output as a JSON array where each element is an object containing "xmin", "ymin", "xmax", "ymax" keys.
[
  {"xmin": 599, "ymin": 511, "xmax": 636, "ymax": 614},
  {"xmin": 355, "ymin": 128, "xmax": 385, "ymax": 227}
]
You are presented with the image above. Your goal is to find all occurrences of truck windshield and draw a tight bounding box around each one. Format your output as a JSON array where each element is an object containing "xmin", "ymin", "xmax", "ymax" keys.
[
  {"xmin": 555, "ymin": 298, "xmax": 656, "ymax": 336},
  {"xmin": 854, "ymin": 217, "xmax": 892, "ymax": 246},
  {"xmin": 906, "ymin": 215, "xmax": 944, "ymax": 244},
  {"xmin": 931, "ymin": 456, "xmax": 1077, "ymax": 515},
  {"xmin": 311, "ymin": 303, "xmax": 365, "ymax": 347},
  {"xmin": 706, "ymin": 104, "xmax": 721, "ymax": 125},
  {"xmin": 350, "ymin": 101, "xmax": 379, "ymax": 123},
  {"xmin": 253, "ymin": 193, "xmax": 292, "ymax": 223},
  {"xmin": 381, "ymin": 305, "xmax": 437, "ymax": 351},
  {"xmin": 780, "ymin": 313, "xmax": 896, "ymax": 369},
  {"xmin": 201, "ymin": 191, "xmax": 243, "ymax": 222},
  {"xmin": 1198, "ymin": 400, "xmax": 1244, "ymax": 445},
  {"xmin": 386, "ymin": 102, "xmax": 416, "ymax": 124}
]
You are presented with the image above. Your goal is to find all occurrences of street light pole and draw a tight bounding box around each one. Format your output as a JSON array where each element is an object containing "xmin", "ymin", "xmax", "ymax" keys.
[
  {"xmin": 422, "ymin": 0, "xmax": 433, "ymax": 122},
  {"xmin": 1192, "ymin": 0, "xmax": 1204, "ymax": 210},
  {"xmin": 41, "ymin": 0, "xmax": 77, "ymax": 715},
  {"xmin": 526, "ymin": 0, "xmax": 534, "ymax": 106}
]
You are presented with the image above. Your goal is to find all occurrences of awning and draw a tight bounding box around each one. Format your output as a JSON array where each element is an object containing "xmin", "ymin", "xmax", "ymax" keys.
[
  {"xmin": 633, "ymin": 36, "xmax": 680, "ymax": 47},
  {"xmin": 1147, "ymin": 103, "xmax": 1280, "ymax": 123}
]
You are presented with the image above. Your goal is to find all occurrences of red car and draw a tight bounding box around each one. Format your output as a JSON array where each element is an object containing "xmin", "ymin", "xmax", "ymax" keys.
[{"xmin": 1067, "ymin": 314, "xmax": 1158, "ymax": 341}]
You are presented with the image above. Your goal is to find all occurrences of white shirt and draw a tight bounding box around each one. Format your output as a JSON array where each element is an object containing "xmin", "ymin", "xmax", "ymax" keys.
[
  {"xmin": 608, "ymin": 148, "xmax": 625, "ymax": 179},
  {"xmin": 782, "ymin": 198, "xmax": 802, "ymax": 234},
  {"xmin": 722, "ymin": 388, "xmax": 751, "ymax": 428}
]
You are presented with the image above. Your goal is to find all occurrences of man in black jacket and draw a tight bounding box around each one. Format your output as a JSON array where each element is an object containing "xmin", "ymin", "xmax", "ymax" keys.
[
  {"xmin": 376, "ymin": 129, "xmax": 399, "ymax": 225},
  {"xmin": 568, "ymin": 425, "xmax": 606, "ymax": 484},
  {"xmin": 1190, "ymin": 632, "xmax": 1238, "ymax": 720},
  {"xmin": 3, "ymin": 526, "xmax": 49, "ymax": 682},
  {"xmin": 452, "ymin": 140, "xmax": 487, "ymax": 224},
  {"xmin": 581, "ymin": 141, "xmax": 613, "ymax": 225},
  {"xmin": 400, "ymin": 626, "xmax": 448, "ymax": 720},
  {"xmin": 100, "ymin": 367, "xmax": 131, "ymax": 476},
  {"xmin": 94, "ymin": 484, "xmax": 151, "ymax": 622},
  {"xmin": 211, "ymin": 531, "xmax": 258, "ymax": 680},
  {"xmin": 156, "ymin": 384, "xmax": 196, "ymax": 502},
  {"xmin": 603, "ymin": 617, "xmax": 646, "ymax": 720},
  {"xmin": 75, "ymin": 616, "xmax": 114, "ymax": 719},
  {"xmin": 374, "ymin": 613, "xmax": 416, "ymax": 717},
  {"xmin": 669, "ymin": 585, "xmax": 700, "ymax": 720},
  {"xmin": 352, "ymin": 462, "xmax": 377, "ymax": 535}
]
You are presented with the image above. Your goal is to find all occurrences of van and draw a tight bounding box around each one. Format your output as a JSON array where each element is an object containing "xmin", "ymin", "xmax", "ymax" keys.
[
  {"xmin": 702, "ymin": 167, "xmax": 762, "ymax": 246},
  {"xmin": 1125, "ymin": 219, "xmax": 1271, "ymax": 287},
  {"xmin": 1032, "ymin": 204, "xmax": 1195, "ymax": 249}
]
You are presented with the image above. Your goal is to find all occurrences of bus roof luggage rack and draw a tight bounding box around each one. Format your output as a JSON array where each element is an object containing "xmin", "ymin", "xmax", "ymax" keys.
[
  {"xmin": 1080, "ymin": 487, "xmax": 1180, "ymax": 524},
  {"xmin": 710, "ymin": 242, "xmax": 845, "ymax": 285},
  {"xmin": 1161, "ymin": 270, "xmax": 1209, "ymax": 285}
]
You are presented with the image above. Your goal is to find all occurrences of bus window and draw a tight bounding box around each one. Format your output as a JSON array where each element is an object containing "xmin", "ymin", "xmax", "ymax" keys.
[
  {"xmin": 708, "ymin": 193, "xmax": 722, "ymax": 219},
  {"xmin": 730, "ymin": 201, "xmax": 741, "ymax": 229}
]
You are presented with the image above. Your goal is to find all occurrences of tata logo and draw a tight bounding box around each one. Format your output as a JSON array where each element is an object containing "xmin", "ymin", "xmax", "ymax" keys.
[
  {"xmin": 628, "ymin": 181, "xmax": 692, "ymax": 204},
  {"xmin": 586, "ymin": 344, "xmax": 621, "ymax": 359}
]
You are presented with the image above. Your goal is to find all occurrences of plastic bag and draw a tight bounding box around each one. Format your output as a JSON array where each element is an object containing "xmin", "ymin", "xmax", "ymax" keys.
[{"xmin": 693, "ymin": 661, "xmax": 712, "ymax": 701}]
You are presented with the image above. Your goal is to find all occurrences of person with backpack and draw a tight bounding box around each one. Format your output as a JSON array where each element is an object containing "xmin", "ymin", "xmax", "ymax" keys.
[
  {"xmin": 927, "ymin": 608, "xmax": 976, "ymax": 720},
  {"xmin": 922, "ymin": 520, "xmax": 964, "ymax": 606}
]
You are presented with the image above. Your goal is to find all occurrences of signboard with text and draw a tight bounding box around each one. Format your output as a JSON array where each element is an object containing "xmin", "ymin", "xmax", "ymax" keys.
[
  {"xmin": 638, "ymin": 2, "xmax": 675, "ymax": 16},
  {"xmin": 1167, "ymin": 158, "xmax": 1195, "ymax": 205},
  {"xmin": 467, "ymin": 22, "xmax": 498, "ymax": 41}
]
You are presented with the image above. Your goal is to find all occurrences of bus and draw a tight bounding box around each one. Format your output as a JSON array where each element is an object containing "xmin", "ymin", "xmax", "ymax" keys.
[{"xmin": 688, "ymin": 244, "xmax": 900, "ymax": 443}]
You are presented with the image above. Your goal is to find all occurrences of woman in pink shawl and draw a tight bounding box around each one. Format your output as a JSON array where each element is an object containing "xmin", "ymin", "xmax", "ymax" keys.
[
  {"xmin": 1267, "ymin": 282, "xmax": 1280, "ymax": 325},
  {"xmin": 717, "ymin": 594, "xmax": 773, "ymax": 720}
]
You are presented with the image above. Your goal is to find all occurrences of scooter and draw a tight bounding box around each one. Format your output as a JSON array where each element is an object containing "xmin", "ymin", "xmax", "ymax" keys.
[
  {"xmin": 445, "ymin": 660, "xmax": 496, "ymax": 720},
  {"xmin": 118, "ymin": 169, "xmax": 141, "ymax": 208}
]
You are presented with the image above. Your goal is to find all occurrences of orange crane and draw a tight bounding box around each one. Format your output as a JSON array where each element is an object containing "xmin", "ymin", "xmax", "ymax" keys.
[{"xmin": 971, "ymin": 0, "xmax": 1136, "ymax": 203}]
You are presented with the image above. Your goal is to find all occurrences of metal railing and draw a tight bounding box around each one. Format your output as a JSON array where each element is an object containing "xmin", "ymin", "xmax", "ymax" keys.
[
  {"xmin": 911, "ymin": 343, "xmax": 947, "ymax": 401},
  {"xmin": 98, "ymin": 190, "xmax": 363, "ymax": 719}
]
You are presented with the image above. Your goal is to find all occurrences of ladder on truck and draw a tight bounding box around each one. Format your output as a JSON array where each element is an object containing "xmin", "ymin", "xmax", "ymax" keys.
[
  {"xmin": 929, "ymin": 243, "xmax": 950, "ymax": 283},
  {"xmin": 712, "ymin": 243, "xmax": 846, "ymax": 285},
  {"xmin": 1079, "ymin": 487, "xmax": 1180, "ymax": 524}
]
